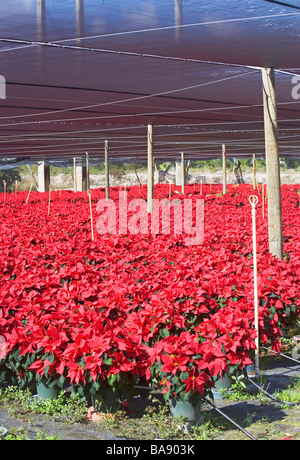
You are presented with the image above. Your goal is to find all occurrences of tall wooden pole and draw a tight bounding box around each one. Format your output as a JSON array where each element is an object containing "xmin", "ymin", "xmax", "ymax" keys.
[
  {"xmin": 181, "ymin": 152, "xmax": 185, "ymax": 194},
  {"xmin": 222, "ymin": 144, "xmax": 227, "ymax": 195},
  {"xmin": 75, "ymin": 162, "xmax": 87, "ymax": 192},
  {"xmin": 38, "ymin": 161, "xmax": 50, "ymax": 192},
  {"xmin": 147, "ymin": 124, "xmax": 154, "ymax": 214},
  {"xmin": 262, "ymin": 68, "xmax": 283, "ymax": 259},
  {"xmin": 105, "ymin": 140, "xmax": 110, "ymax": 200}
]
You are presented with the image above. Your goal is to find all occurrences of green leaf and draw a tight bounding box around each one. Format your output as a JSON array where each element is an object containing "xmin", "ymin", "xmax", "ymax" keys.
[
  {"xmin": 179, "ymin": 371, "xmax": 189, "ymax": 381},
  {"xmin": 159, "ymin": 328, "xmax": 170, "ymax": 339}
]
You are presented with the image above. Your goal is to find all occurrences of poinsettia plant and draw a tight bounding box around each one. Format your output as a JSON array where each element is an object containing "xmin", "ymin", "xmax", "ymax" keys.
[
  {"xmin": 0, "ymin": 184, "xmax": 299, "ymax": 402},
  {"xmin": 141, "ymin": 302, "xmax": 257, "ymax": 401}
]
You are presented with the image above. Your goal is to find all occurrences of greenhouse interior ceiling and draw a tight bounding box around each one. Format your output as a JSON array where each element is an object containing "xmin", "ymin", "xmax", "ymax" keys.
[{"xmin": 1, "ymin": 0, "xmax": 300, "ymax": 164}]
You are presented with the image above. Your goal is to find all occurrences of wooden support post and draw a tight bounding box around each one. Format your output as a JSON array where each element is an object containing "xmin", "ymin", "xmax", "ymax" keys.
[
  {"xmin": 75, "ymin": 163, "xmax": 87, "ymax": 192},
  {"xmin": 181, "ymin": 152, "xmax": 185, "ymax": 194},
  {"xmin": 105, "ymin": 140, "xmax": 110, "ymax": 200},
  {"xmin": 147, "ymin": 124, "xmax": 154, "ymax": 214},
  {"xmin": 262, "ymin": 68, "xmax": 283, "ymax": 259},
  {"xmin": 38, "ymin": 161, "xmax": 50, "ymax": 193},
  {"xmin": 222, "ymin": 144, "xmax": 227, "ymax": 195}
]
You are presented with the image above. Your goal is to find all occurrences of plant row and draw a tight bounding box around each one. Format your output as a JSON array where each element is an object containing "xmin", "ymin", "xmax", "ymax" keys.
[{"xmin": 0, "ymin": 184, "xmax": 299, "ymax": 402}]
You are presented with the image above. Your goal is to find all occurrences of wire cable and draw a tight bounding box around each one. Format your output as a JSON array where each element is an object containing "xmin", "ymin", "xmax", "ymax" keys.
[
  {"xmin": 264, "ymin": 0, "xmax": 300, "ymax": 10},
  {"xmin": 55, "ymin": 11, "xmax": 300, "ymax": 43},
  {"xmin": 0, "ymin": 70, "xmax": 259, "ymax": 126},
  {"xmin": 0, "ymin": 36, "xmax": 261, "ymax": 71}
]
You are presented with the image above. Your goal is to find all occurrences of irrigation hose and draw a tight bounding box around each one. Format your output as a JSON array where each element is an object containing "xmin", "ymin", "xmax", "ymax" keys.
[
  {"xmin": 245, "ymin": 373, "xmax": 296, "ymax": 406},
  {"xmin": 203, "ymin": 397, "xmax": 258, "ymax": 441},
  {"xmin": 262, "ymin": 346, "xmax": 300, "ymax": 365},
  {"xmin": 136, "ymin": 386, "xmax": 258, "ymax": 439},
  {"xmin": 244, "ymin": 370, "xmax": 300, "ymax": 407}
]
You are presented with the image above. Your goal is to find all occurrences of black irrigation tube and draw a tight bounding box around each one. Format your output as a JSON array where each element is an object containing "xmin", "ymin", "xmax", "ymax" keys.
[
  {"xmin": 245, "ymin": 373, "xmax": 299, "ymax": 407},
  {"xmin": 204, "ymin": 349, "xmax": 300, "ymax": 440},
  {"xmin": 135, "ymin": 348, "xmax": 300, "ymax": 441},
  {"xmin": 135, "ymin": 386, "xmax": 258, "ymax": 440},
  {"xmin": 203, "ymin": 350, "xmax": 300, "ymax": 441},
  {"xmin": 203, "ymin": 397, "xmax": 258, "ymax": 441},
  {"xmin": 242, "ymin": 346, "xmax": 300, "ymax": 407}
]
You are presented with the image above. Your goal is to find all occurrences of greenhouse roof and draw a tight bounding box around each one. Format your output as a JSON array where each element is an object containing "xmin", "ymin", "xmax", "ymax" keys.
[{"xmin": 1, "ymin": 0, "xmax": 300, "ymax": 163}]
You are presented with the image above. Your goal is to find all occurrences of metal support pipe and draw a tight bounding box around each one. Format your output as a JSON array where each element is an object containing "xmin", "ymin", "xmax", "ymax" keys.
[
  {"xmin": 175, "ymin": 0, "xmax": 183, "ymax": 43},
  {"xmin": 181, "ymin": 152, "xmax": 185, "ymax": 194},
  {"xmin": 37, "ymin": 0, "xmax": 46, "ymax": 41},
  {"xmin": 86, "ymin": 151, "xmax": 90, "ymax": 192},
  {"xmin": 76, "ymin": 0, "xmax": 84, "ymax": 38},
  {"xmin": 222, "ymin": 144, "xmax": 227, "ymax": 195},
  {"xmin": 105, "ymin": 140, "xmax": 110, "ymax": 200},
  {"xmin": 253, "ymin": 154, "xmax": 256, "ymax": 190},
  {"xmin": 147, "ymin": 124, "xmax": 154, "ymax": 214},
  {"xmin": 73, "ymin": 158, "xmax": 77, "ymax": 192}
]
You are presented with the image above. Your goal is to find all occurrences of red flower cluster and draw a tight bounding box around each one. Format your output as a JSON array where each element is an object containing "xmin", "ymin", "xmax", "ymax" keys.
[{"xmin": 0, "ymin": 183, "xmax": 299, "ymax": 399}]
